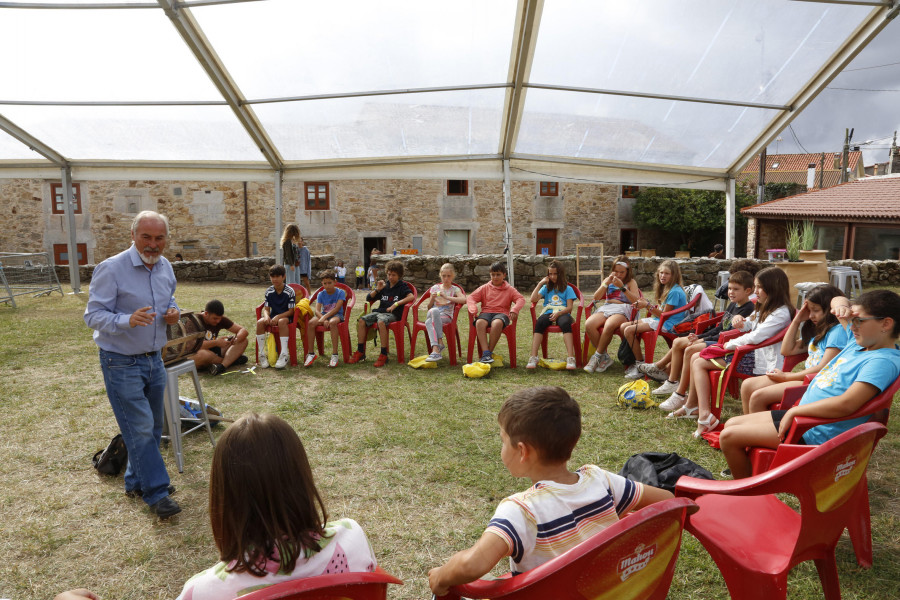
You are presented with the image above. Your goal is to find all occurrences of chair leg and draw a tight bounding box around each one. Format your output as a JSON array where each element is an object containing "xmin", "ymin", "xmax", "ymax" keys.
[
  {"xmin": 540, "ymin": 335, "xmax": 549, "ymax": 359},
  {"xmin": 572, "ymin": 327, "xmax": 582, "ymax": 367},
  {"xmin": 446, "ymin": 326, "xmax": 457, "ymax": 366},
  {"xmin": 394, "ymin": 328, "xmax": 406, "ymax": 364},
  {"xmin": 814, "ymin": 556, "xmax": 842, "ymax": 600},
  {"xmin": 848, "ymin": 483, "xmax": 874, "ymax": 568},
  {"xmin": 409, "ymin": 328, "xmax": 420, "ymax": 361},
  {"xmin": 507, "ymin": 333, "xmax": 517, "ymax": 369},
  {"xmin": 467, "ymin": 326, "xmax": 477, "ymax": 363}
]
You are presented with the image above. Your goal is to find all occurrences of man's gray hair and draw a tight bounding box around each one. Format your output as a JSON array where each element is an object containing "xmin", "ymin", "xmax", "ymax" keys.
[{"xmin": 131, "ymin": 211, "xmax": 169, "ymax": 235}]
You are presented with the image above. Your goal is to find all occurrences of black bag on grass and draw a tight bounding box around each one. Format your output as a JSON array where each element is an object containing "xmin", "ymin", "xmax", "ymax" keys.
[
  {"xmin": 617, "ymin": 340, "xmax": 636, "ymax": 366},
  {"xmin": 619, "ymin": 452, "xmax": 714, "ymax": 492},
  {"xmin": 92, "ymin": 434, "xmax": 128, "ymax": 476}
]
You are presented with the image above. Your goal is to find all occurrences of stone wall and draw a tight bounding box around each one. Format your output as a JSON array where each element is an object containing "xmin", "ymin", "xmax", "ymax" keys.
[
  {"xmin": 4, "ymin": 176, "xmax": 621, "ymax": 271},
  {"xmin": 56, "ymin": 255, "xmax": 900, "ymax": 292}
]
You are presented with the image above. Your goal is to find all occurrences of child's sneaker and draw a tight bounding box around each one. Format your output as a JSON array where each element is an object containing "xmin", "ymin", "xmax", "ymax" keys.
[
  {"xmin": 304, "ymin": 353, "xmax": 317, "ymax": 367},
  {"xmin": 566, "ymin": 357, "xmax": 577, "ymax": 370},
  {"xmin": 208, "ymin": 363, "xmax": 226, "ymax": 376},
  {"xmin": 595, "ymin": 353, "xmax": 615, "ymax": 373},
  {"xmin": 274, "ymin": 353, "xmax": 289, "ymax": 369},
  {"xmin": 624, "ymin": 362, "xmax": 644, "ymax": 380},
  {"xmin": 653, "ymin": 379, "xmax": 680, "ymax": 396},
  {"xmin": 258, "ymin": 352, "xmax": 269, "ymax": 369},
  {"xmin": 658, "ymin": 392, "xmax": 687, "ymax": 412},
  {"xmin": 526, "ymin": 356, "xmax": 539, "ymax": 369},
  {"xmin": 638, "ymin": 362, "xmax": 668, "ymax": 382},
  {"xmin": 328, "ymin": 354, "xmax": 339, "ymax": 368},
  {"xmin": 480, "ymin": 350, "xmax": 494, "ymax": 364},
  {"xmin": 348, "ymin": 351, "xmax": 365, "ymax": 364},
  {"xmin": 374, "ymin": 354, "xmax": 388, "ymax": 367},
  {"xmin": 425, "ymin": 352, "xmax": 442, "ymax": 362},
  {"xmin": 584, "ymin": 352, "xmax": 601, "ymax": 373}
]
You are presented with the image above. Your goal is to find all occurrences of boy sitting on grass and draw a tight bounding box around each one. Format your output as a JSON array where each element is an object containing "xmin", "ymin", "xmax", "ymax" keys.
[
  {"xmin": 428, "ymin": 386, "xmax": 672, "ymax": 596},
  {"xmin": 348, "ymin": 260, "xmax": 414, "ymax": 367},
  {"xmin": 304, "ymin": 270, "xmax": 346, "ymax": 368},
  {"xmin": 467, "ymin": 261, "xmax": 525, "ymax": 364}
]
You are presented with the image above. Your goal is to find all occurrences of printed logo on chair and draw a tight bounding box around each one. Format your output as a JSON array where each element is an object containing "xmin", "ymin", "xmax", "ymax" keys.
[
  {"xmin": 617, "ymin": 543, "xmax": 657, "ymax": 581},
  {"xmin": 834, "ymin": 454, "xmax": 857, "ymax": 482}
]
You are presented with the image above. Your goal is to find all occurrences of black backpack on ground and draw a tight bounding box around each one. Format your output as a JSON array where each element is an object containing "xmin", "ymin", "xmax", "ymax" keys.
[
  {"xmin": 92, "ymin": 434, "xmax": 128, "ymax": 476},
  {"xmin": 619, "ymin": 452, "xmax": 714, "ymax": 492}
]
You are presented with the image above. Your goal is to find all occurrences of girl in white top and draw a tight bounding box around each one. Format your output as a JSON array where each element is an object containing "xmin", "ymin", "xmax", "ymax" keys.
[
  {"xmin": 739, "ymin": 284, "xmax": 848, "ymax": 414},
  {"xmin": 176, "ymin": 413, "xmax": 377, "ymax": 600},
  {"xmin": 424, "ymin": 263, "xmax": 467, "ymax": 362},
  {"xmin": 583, "ymin": 256, "xmax": 641, "ymax": 374},
  {"xmin": 679, "ymin": 267, "xmax": 795, "ymax": 439}
]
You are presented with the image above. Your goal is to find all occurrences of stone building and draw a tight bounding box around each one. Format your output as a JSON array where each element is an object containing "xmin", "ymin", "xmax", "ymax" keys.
[{"xmin": 1, "ymin": 176, "xmax": 623, "ymax": 271}]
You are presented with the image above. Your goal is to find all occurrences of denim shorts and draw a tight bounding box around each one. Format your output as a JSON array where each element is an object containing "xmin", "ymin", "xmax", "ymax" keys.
[
  {"xmin": 476, "ymin": 312, "xmax": 511, "ymax": 328},
  {"xmin": 360, "ymin": 312, "xmax": 397, "ymax": 326}
]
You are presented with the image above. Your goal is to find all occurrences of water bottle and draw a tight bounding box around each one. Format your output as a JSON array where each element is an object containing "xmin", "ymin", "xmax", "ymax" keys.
[{"xmin": 393, "ymin": 248, "xmax": 397, "ymax": 256}]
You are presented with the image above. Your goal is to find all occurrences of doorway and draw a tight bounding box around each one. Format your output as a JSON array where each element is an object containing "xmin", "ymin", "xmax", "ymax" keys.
[
  {"xmin": 535, "ymin": 229, "xmax": 557, "ymax": 256},
  {"xmin": 363, "ymin": 237, "xmax": 386, "ymax": 271}
]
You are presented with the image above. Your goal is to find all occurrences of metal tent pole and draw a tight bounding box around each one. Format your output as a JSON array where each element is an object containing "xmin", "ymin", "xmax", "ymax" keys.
[
  {"xmin": 61, "ymin": 166, "xmax": 82, "ymax": 294},
  {"xmin": 725, "ymin": 177, "xmax": 736, "ymax": 259},
  {"xmin": 275, "ymin": 170, "xmax": 283, "ymax": 265},
  {"xmin": 503, "ymin": 159, "xmax": 514, "ymax": 287}
]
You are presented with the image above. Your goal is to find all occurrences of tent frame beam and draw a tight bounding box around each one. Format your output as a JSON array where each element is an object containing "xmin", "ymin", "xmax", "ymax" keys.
[{"xmin": 0, "ymin": 113, "xmax": 66, "ymax": 165}]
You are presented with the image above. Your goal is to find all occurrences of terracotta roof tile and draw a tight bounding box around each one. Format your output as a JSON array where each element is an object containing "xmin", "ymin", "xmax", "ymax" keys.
[
  {"xmin": 741, "ymin": 151, "xmax": 862, "ymax": 174},
  {"xmin": 741, "ymin": 174, "xmax": 900, "ymax": 220}
]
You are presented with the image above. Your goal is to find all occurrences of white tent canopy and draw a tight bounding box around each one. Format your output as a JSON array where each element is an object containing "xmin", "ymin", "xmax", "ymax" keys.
[{"xmin": 1, "ymin": 0, "xmax": 897, "ymax": 285}]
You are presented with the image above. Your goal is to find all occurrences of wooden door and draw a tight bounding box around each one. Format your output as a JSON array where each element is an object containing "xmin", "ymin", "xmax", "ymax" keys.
[{"xmin": 536, "ymin": 229, "xmax": 557, "ymax": 256}]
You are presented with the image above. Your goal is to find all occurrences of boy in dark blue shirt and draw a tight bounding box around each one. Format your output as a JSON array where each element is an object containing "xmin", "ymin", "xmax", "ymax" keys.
[{"xmin": 255, "ymin": 264, "xmax": 296, "ymax": 369}]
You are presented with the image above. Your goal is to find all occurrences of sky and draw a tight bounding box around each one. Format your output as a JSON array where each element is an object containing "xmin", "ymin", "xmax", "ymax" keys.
[{"xmin": 770, "ymin": 16, "xmax": 900, "ymax": 166}]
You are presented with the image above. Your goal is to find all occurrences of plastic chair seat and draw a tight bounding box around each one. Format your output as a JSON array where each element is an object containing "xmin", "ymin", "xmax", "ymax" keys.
[
  {"xmin": 255, "ymin": 284, "xmax": 309, "ymax": 367},
  {"xmin": 409, "ymin": 283, "xmax": 464, "ymax": 365},
  {"xmin": 466, "ymin": 309, "xmax": 517, "ymax": 368},
  {"xmin": 361, "ymin": 283, "xmax": 418, "ymax": 364},
  {"xmin": 639, "ymin": 292, "xmax": 702, "ymax": 364},
  {"xmin": 688, "ymin": 493, "xmax": 801, "ymax": 575},
  {"xmin": 530, "ymin": 284, "xmax": 584, "ymax": 367},
  {"xmin": 580, "ymin": 292, "xmax": 643, "ymax": 364},
  {"xmin": 306, "ymin": 283, "xmax": 356, "ymax": 363}
]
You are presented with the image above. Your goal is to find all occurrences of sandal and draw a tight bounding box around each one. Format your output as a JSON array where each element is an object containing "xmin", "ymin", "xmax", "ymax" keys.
[
  {"xmin": 692, "ymin": 414, "xmax": 720, "ymax": 439},
  {"xmin": 666, "ymin": 406, "xmax": 698, "ymax": 420}
]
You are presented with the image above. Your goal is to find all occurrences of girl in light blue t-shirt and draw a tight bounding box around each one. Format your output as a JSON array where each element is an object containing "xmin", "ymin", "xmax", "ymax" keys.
[
  {"xmin": 527, "ymin": 260, "xmax": 578, "ymax": 370},
  {"xmin": 740, "ymin": 284, "xmax": 848, "ymax": 414}
]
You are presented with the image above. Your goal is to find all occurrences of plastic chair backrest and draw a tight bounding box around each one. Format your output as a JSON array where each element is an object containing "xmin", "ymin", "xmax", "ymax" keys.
[
  {"xmin": 653, "ymin": 291, "xmax": 700, "ymax": 334},
  {"xmin": 240, "ymin": 568, "xmax": 403, "ymax": 600},
  {"xmin": 443, "ymin": 498, "xmax": 698, "ymax": 600},
  {"xmin": 288, "ymin": 283, "xmax": 309, "ymax": 299},
  {"xmin": 310, "ymin": 282, "xmax": 356, "ymax": 315},
  {"xmin": 678, "ymin": 423, "xmax": 886, "ymax": 558}
]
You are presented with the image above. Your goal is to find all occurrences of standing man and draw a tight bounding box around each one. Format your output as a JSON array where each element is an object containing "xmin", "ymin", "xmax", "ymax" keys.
[{"xmin": 84, "ymin": 211, "xmax": 182, "ymax": 519}]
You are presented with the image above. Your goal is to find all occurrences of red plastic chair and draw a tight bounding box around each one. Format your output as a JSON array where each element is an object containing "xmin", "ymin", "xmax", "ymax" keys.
[
  {"xmin": 675, "ymin": 422, "xmax": 887, "ymax": 600},
  {"xmin": 361, "ymin": 283, "xmax": 418, "ymax": 364},
  {"xmin": 437, "ymin": 497, "xmax": 698, "ymax": 600},
  {"xmin": 639, "ymin": 292, "xmax": 701, "ymax": 364},
  {"xmin": 305, "ymin": 283, "xmax": 356, "ymax": 363},
  {"xmin": 580, "ymin": 294, "xmax": 642, "ymax": 365},
  {"xmin": 466, "ymin": 307, "xmax": 518, "ymax": 368},
  {"xmin": 255, "ymin": 283, "xmax": 309, "ymax": 367},
  {"xmin": 409, "ymin": 283, "xmax": 465, "ymax": 365},
  {"xmin": 529, "ymin": 284, "xmax": 585, "ymax": 367},
  {"xmin": 705, "ymin": 326, "xmax": 789, "ymax": 420},
  {"xmin": 240, "ymin": 567, "xmax": 402, "ymax": 600},
  {"xmin": 748, "ymin": 374, "xmax": 900, "ymax": 568}
]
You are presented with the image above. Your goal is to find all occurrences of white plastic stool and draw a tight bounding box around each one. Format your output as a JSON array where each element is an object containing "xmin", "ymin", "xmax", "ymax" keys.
[
  {"xmin": 162, "ymin": 359, "xmax": 215, "ymax": 473},
  {"xmin": 795, "ymin": 281, "xmax": 829, "ymax": 308},
  {"xmin": 713, "ymin": 270, "xmax": 730, "ymax": 311},
  {"xmin": 831, "ymin": 269, "xmax": 863, "ymax": 300}
]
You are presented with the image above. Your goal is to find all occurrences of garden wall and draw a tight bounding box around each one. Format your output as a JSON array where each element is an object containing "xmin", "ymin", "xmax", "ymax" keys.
[{"xmin": 57, "ymin": 255, "xmax": 900, "ymax": 292}]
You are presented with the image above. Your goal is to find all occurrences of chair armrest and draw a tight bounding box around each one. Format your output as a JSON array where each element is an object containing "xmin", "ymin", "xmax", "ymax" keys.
[
  {"xmin": 717, "ymin": 329, "xmax": 743, "ymax": 344},
  {"xmin": 777, "ymin": 384, "xmax": 808, "ymax": 410},
  {"xmin": 768, "ymin": 444, "xmax": 815, "ymax": 470},
  {"xmin": 674, "ymin": 475, "xmax": 753, "ymax": 500}
]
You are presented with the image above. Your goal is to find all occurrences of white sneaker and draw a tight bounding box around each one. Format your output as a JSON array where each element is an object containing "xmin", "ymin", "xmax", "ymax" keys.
[
  {"xmin": 304, "ymin": 353, "xmax": 317, "ymax": 367},
  {"xmin": 425, "ymin": 352, "xmax": 442, "ymax": 362},
  {"xmin": 624, "ymin": 362, "xmax": 645, "ymax": 380},
  {"xmin": 566, "ymin": 357, "xmax": 577, "ymax": 370},
  {"xmin": 329, "ymin": 354, "xmax": 339, "ymax": 368},
  {"xmin": 584, "ymin": 353, "xmax": 601, "ymax": 373},
  {"xmin": 258, "ymin": 352, "xmax": 269, "ymax": 369},
  {"xmin": 526, "ymin": 356, "xmax": 539, "ymax": 370},
  {"xmin": 658, "ymin": 392, "xmax": 687, "ymax": 412},
  {"xmin": 653, "ymin": 379, "xmax": 680, "ymax": 396},
  {"xmin": 595, "ymin": 353, "xmax": 614, "ymax": 373},
  {"xmin": 638, "ymin": 362, "xmax": 669, "ymax": 382},
  {"xmin": 274, "ymin": 353, "xmax": 289, "ymax": 369}
]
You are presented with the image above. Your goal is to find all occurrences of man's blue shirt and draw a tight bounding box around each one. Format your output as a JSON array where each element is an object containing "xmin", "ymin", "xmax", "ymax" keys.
[{"xmin": 84, "ymin": 245, "xmax": 179, "ymax": 354}]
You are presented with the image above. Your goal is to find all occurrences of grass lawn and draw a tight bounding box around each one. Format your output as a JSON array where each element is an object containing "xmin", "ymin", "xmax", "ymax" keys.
[{"xmin": 1, "ymin": 281, "xmax": 898, "ymax": 599}]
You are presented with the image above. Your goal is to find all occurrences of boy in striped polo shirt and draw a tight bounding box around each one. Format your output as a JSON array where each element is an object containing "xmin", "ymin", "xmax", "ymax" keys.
[{"xmin": 428, "ymin": 386, "xmax": 672, "ymax": 595}]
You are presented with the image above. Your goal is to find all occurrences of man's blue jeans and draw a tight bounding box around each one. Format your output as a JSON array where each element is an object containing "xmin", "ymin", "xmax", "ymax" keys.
[{"xmin": 99, "ymin": 349, "xmax": 171, "ymax": 506}]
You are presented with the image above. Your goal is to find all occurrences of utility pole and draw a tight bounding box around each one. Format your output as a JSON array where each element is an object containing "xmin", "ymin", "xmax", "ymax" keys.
[
  {"xmin": 841, "ymin": 128, "xmax": 853, "ymax": 183},
  {"xmin": 757, "ymin": 147, "xmax": 766, "ymax": 204},
  {"xmin": 889, "ymin": 131, "xmax": 897, "ymax": 175}
]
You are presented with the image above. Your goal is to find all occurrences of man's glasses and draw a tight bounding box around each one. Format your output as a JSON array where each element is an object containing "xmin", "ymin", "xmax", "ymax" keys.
[{"xmin": 850, "ymin": 316, "xmax": 885, "ymax": 329}]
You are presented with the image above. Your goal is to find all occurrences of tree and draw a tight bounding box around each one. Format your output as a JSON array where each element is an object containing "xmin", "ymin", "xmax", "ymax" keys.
[{"xmin": 632, "ymin": 187, "xmax": 754, "ymax": 253}]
